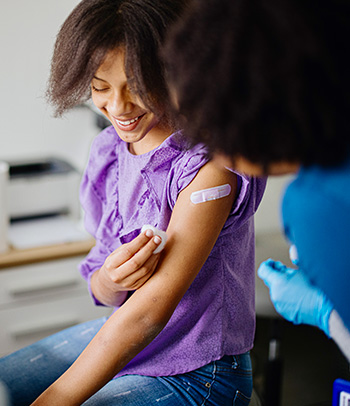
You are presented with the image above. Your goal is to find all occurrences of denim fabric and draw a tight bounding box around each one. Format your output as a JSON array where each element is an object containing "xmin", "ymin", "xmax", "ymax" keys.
[
  {"xmin": 83, "ymin": 353, "xmax": 252, "ymax": 406},
  {"xmin": 0, "ymin": 318, "xmax": 107, "ymax": 406},
  {"xmin": 0, "ymin": 317, "xmax": 252, "ymax": 405}
]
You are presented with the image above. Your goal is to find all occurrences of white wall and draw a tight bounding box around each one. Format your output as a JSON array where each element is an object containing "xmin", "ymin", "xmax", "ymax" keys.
[
  {"xmin": 255, "ymin": 175, "xmax": 294, "ymax": 235},
  {"xmin": 0, "ymin": 0, "xmax": 99, "ymax": 172}
]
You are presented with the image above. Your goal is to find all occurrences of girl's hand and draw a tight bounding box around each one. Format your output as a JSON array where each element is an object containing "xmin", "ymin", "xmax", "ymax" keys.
[{"xmin": 91, "ymin": 229, "xmax": 163, "ymax": 306}]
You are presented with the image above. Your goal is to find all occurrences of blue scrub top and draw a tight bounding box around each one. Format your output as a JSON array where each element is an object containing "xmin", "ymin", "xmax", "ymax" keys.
[{"xmin": 282, "ymin": 158, "xmax": 350, "ymax": 330}]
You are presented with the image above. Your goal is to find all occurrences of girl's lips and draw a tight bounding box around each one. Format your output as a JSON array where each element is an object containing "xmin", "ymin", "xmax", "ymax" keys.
[{"xmin": 113, "ymin": 114, "xmax": 145, "ymax": 132}]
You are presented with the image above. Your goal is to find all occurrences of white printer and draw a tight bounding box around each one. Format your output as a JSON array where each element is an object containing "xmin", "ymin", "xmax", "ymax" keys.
[
  {"xmin": 6, "ymin": 157, "xmax": 89, "ymax": 250},
  {"xmin": 8, "ymin": 157, "xmax": 80, "ymax": 221}
]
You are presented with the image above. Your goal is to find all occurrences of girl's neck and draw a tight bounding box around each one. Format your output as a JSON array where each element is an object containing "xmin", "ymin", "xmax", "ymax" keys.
[{"xmin": 128, "ymin": 124, "xmax": 174, "ymax": 155}]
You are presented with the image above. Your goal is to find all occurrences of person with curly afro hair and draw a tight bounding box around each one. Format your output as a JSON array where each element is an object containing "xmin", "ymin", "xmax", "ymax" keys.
[{"xmin": 165, "ymin": 0, "xmax": 350, "ymax": 362}]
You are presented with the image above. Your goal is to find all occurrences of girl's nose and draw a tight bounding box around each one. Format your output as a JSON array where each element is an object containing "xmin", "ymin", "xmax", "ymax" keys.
[{"xmin": 107, "ymin": 89, "xmax": 133, "ymax": 116}]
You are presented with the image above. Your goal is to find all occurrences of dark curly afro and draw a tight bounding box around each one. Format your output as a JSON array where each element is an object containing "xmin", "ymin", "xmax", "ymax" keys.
[{"xmin": 164, "ymin": 0, "xmax": 350, "ymax": 168}]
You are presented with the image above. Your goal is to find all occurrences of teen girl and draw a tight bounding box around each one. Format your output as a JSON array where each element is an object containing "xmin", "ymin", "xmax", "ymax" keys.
[{"xmin": 0, "ymin": 1, "xmax": 265, "ymax": 404}]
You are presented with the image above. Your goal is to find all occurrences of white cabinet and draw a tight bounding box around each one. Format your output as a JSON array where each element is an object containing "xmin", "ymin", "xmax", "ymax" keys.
[{"xmin": 0, "ymin": 256, "xmax": 111, "ymax": 356}]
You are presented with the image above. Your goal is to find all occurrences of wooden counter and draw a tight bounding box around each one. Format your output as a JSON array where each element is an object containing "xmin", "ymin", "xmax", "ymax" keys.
[
  {"xmin": 0, "ymin": 239, "xmax": 95, "ymax": 269},
  {"xmin": 0, "ymin": 237, "xmax": 110, "ymax": 357}
]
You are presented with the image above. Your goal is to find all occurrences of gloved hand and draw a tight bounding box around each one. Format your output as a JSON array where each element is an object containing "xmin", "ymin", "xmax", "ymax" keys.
[{"xmin": 258, "ymin": 259, "xmax": 334, "ymax": 336}]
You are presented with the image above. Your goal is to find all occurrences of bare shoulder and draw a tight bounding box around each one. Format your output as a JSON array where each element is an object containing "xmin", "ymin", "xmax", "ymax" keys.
[{"xmin": 187, "ymin": 160, "xmax": 237, "ymax": 191}]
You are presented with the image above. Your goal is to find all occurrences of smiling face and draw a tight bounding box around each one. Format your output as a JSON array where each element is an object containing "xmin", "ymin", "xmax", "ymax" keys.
[{"xmin": 91, "ymin": 48, "xmax": 173, "ymax": 155}]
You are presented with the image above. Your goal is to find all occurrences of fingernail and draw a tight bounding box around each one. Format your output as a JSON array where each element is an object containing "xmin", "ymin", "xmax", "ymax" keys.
[
  {"xmin": 145, "ymin": 229, "xmax": 154, "ymax": 238},
  {"xmin": 154, "ymin": 236, "xmax": 161, "ymax": 245}
]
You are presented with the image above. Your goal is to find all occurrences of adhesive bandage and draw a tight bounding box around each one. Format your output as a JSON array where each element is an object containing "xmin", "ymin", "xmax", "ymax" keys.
[
  {"xmin": 141, "ymin": 225, "xmax": 168, "ymax": 254},
  {"xmin": 190, "ymin": 184, "xmax": 231, "ymax": 204}
]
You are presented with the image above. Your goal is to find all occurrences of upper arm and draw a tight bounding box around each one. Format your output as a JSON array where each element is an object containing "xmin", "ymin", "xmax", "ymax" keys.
[{"xmin": 125, "ymin": 161, "xmax": 237, "ymax": 323}]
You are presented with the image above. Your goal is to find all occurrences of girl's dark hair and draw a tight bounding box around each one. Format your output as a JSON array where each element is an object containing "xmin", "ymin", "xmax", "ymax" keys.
[
  {"xmin": 164, "ymin": 0, "xmax": 350, "ymax": 167},
  {"xmin": 47, "ymin": 0, "xmax": 186, "ymax": 117}
]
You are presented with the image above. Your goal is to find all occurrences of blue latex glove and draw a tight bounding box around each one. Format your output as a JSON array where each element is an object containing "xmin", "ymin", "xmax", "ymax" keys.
[{"xmin": 258, "ymin": 259, "xmax": 334, "ymax": 336}]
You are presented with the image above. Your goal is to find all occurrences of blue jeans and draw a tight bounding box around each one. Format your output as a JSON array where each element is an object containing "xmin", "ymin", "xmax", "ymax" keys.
[{"xmin": 0, "ymin": 318, "xmax": 252, "ymax": 405}]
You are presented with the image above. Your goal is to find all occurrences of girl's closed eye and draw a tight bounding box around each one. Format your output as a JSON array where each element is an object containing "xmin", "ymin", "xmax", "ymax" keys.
[
  {"xmin": 91, "ymin": 74, "xmax": 110, "ymax": 93},
  {"xmin": 92, "ymin": 84, "xmax": 108, "ymax": 92}
]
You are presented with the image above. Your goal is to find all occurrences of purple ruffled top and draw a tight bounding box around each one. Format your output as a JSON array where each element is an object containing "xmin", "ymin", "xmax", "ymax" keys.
[{"xmin": 79, "ymin": 126, "xmax": 266, "ymax": 377}]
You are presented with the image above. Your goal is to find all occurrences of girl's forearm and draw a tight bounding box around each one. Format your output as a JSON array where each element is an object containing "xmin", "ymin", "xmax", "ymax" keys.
[{"xmin": 31, "ymin": 293, "xmax": 167, "ymax": 405}]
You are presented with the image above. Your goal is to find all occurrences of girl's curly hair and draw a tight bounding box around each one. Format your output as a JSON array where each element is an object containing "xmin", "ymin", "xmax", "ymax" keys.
[
  {"xmin": 164, "ymin": 0, "xmax": 350, "ymax": 168},
  {"xmin": 47, "ymin": 0, "xmax": 186, "ymax": 118}
]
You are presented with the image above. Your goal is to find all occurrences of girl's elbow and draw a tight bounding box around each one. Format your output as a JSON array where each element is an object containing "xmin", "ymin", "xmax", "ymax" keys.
[{"xmin": 139, "ymin": 308, "xmax": 172, "ymax": 342}]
